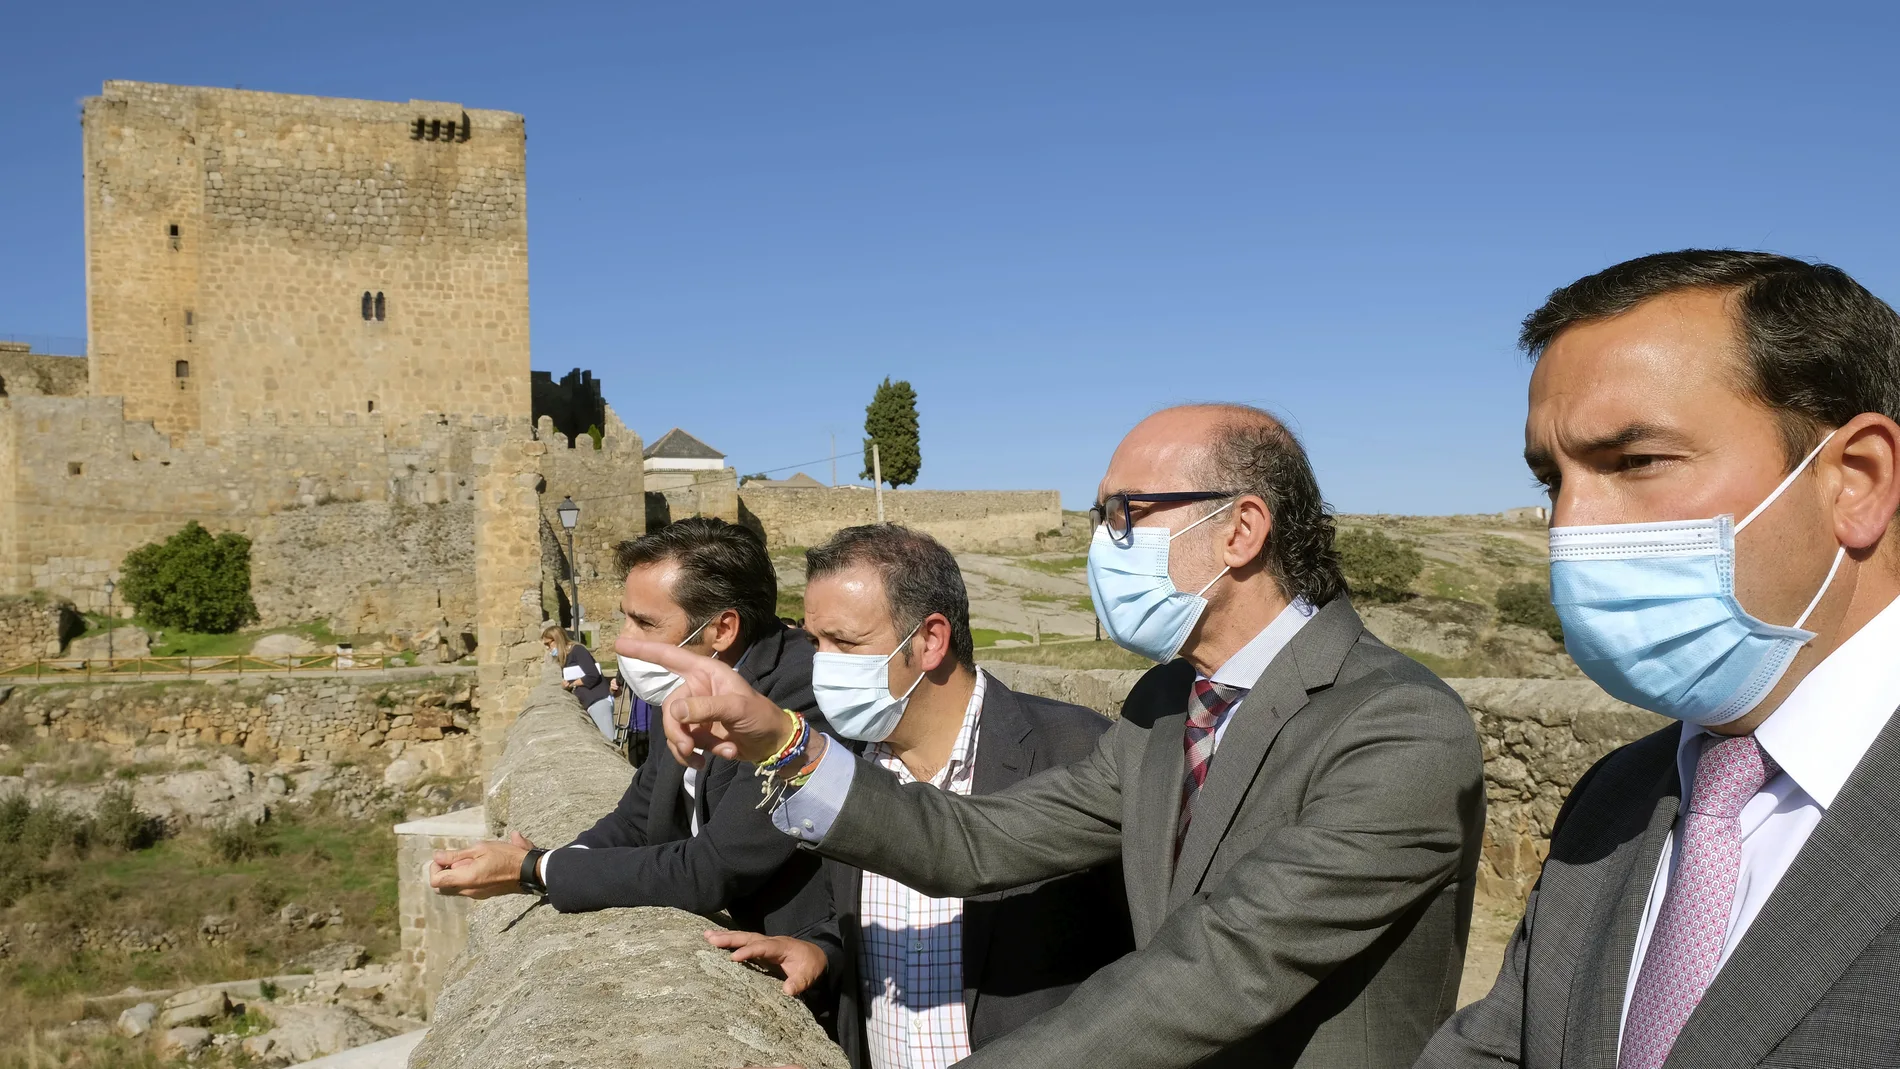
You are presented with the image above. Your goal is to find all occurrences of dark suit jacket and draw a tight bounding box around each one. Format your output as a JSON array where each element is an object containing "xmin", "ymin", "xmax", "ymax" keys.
[
  {"xmin": 547, "ymin": 622, "xmax": 828, "ymax": 939},
  {"xmin": 1418, "ymin": 706, "xmax": 1900, "ymax": 1069},
  {"xmin": 804, "ymin": 596, "xmax": 1485, "ymax": 1069},
  {"xmin": 806, "ymin": 672, "xmax": 1134, "ymax": 1068}
]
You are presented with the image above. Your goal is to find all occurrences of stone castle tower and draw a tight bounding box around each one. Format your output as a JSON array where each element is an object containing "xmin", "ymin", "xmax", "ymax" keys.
[
  {"xmin": 82, "ymin": 82, "xmax": 530, "ymax": 436},
  {"xmin": 0, "ymin": 82, "xmax": 641, "ymax": 655}
]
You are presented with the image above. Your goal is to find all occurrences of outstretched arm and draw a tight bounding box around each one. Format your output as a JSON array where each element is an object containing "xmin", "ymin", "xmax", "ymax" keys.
[{"xmin": 953, "ymin": 682, "xmax": 1483, "ymax": 1068}]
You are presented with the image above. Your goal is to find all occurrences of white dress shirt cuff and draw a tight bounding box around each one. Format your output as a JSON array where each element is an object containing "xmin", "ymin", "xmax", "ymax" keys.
[
  {"xmin": 538, "ymin": 843, "xmax": 585, "ymax": 887},
  {"xmin": 771, "ymin": 733, "xmax": 856, "ymax": 843}
]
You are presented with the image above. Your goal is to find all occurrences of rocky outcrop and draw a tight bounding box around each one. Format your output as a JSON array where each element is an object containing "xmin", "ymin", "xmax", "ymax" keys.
[
  {"xmin": 408, "ymin": 679, "xmax": 847, "ymax": 1069},
  {"xmin": 979, "ymin": 661, "xmax": 1144, "ymax": 719}
]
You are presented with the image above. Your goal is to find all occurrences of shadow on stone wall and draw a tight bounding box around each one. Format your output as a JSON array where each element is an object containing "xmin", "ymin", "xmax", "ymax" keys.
[{"xmin": 407, "ymin": 677, "xmax": 846, "ymax": 1069}]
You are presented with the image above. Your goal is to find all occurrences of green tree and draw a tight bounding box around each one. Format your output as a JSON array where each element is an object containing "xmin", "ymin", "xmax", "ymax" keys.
[
  {"xmin": 118, "ymin": 521, "xmax": 258, "ymax": 633},
  {"xmin": 1336, "ymin": 527, "xmax": 1424, "ymax": 603},
  {"xmin": 860, "ymin": 377, "xmax": 921, "ymax": 488},
  {"xmin": 1496, "ymin": 581, "xmax": 1565, "ymax": 643}
]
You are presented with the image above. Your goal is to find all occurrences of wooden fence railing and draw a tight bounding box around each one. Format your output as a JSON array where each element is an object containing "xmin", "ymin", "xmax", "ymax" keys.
[{"xmin": 0, "ymin": 652, "xmax": 426, "ymax": 680}]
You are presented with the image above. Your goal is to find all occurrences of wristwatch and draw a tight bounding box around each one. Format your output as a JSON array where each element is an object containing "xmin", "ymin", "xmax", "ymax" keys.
[{"xmin": 519, "ymin": 847, "xmax": 549, "ymax": 895}]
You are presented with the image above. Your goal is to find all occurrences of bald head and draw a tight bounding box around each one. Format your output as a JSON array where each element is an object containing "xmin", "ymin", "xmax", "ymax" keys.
[{"xmin": 1096, "ymin": 402, "xmax": 1343, "ymax": 608}]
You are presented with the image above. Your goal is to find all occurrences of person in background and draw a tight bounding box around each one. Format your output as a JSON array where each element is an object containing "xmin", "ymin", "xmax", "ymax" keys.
[
  {"xmin": 633, "ymin": 404, "xmax": 1485, "ymax": 1069},
  {"xmin": 1419, "ymin": 251, "xmax": 1900, "ymax": 1069},
  {"xmin": 431, "ymin": 519, "xmax": 833, "ymax": 992},
  {"xmin": 705, "ymin": 524, "xmax": 1132, "ymax": 1068},
  {"xmin": 543, "ymin": 623, "xmax": 612, "ymax": 739}
]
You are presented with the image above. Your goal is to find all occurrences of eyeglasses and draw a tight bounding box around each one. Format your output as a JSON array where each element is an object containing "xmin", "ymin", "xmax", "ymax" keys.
[{"xmin": 1089, "ymin": 491, "xmax": 1236, "ymax": 547}]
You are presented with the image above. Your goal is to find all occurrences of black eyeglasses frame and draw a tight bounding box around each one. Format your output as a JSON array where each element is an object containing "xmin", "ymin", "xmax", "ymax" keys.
[{"xmin": 1089, "ymin": 491, "xmax": 1237, "ymax": 547}]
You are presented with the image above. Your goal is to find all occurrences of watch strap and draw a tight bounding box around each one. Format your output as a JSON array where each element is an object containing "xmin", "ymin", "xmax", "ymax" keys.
[{"xmin": 520, "ymin": 847, "xmax": 549, "ymax": 894}]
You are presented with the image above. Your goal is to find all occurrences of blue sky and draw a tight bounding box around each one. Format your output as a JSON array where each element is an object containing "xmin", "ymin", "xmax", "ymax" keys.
[{"xmin": 6, "ymin": 2, "xmax": 1900, "ymax": 512}]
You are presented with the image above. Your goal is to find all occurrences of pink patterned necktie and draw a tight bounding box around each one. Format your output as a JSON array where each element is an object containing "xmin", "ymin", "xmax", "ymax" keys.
[
  {"xmin": 1618, "ymin": 734, "xmax": 1779, "ymax": 1069},
  {"xmin": 1176, "ymin": 679, "xmax": 1243, "ymax": 857}
]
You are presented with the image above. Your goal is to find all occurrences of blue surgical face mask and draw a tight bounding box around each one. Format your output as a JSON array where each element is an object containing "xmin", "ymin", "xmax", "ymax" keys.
[
  {"xmin": 1549, "ymin": 431, "xmax": 1846, "ymax": 727},
  {"xmin": 1087, "ymin": 501, "xmax": 1234, "ymax": 664},
  {"xmin": 811, "ymin": 623, "xmax": 926, "ymax": 742},
  {"xmin": 616, "ymin": 618, "xmax": 711, "ymax": 706}
]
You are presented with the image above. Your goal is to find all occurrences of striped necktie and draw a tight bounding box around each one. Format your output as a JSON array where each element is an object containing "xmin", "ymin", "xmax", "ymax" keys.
[{"xmin": 1177, "ymin": 678, "xmax": 1244, "ymax": 856}]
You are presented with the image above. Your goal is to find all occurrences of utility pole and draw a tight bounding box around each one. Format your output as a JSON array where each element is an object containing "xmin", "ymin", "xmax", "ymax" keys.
[
  {"xmin": 872, "ymin": 442, "xmax": 885, "ymax": 523},
  {"xmin": 830, "ymin": 432, "xmax": 837, "ymax": 487}
]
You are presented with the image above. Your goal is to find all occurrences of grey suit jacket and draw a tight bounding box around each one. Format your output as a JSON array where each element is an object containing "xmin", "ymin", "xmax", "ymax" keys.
[
  {"xmin": 1419, "ymin": 707, "xmax": 1900, "ymax": 1069},
  {"xmin": 810, "ymin": 596, "xmax": 1486, "ymax": 1069}
]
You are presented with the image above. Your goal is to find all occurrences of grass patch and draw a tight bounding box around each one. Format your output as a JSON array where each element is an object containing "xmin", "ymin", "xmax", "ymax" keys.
[
  {"xmin": 980, "ymin": 641, "xmax": 1155, "ymax": 671},
  {"xmin": 0, "ymin": 808, "xmax": 398, "ymax": 1064},
  {"xmin": 1011, "ymin": 556, "xmax": 1088, "ymax": 577},
  {"xmin": 970, "ymin": 628, "xmax": 1032, "ymax": 649},
  {"xmin": 776, "ymin": 588, "xmax": 805, "ymax": 621},
  {"xmin": 1020, "ymin": 592, "xmax": 1066, "ymax": 604}
]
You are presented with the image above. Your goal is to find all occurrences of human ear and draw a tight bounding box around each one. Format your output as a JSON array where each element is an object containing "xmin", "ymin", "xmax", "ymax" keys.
[
  {"xmin": 918, "ymin": 614, "xmax": 951, "ymax": 674},
  {"xmin": 708, "ymin": 609, "xmax": 742, "ymax": 654},
  {"xmin": 1223, "ymin": 494, "xmax": 1273, "ymax": 570},
  {"xmin": 1830, "ymin": 414, "xmax": 1900, "ymax": 554}
]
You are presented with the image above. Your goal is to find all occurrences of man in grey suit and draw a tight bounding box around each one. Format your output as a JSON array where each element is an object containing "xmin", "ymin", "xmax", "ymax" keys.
[
  {"xmin": 1420, "ymin": 251, "xmax": 1900, "ymax": 1069},
  {"xmin": 629, "ymin": 404, "xmax": 1487, "ymax": 1069}
]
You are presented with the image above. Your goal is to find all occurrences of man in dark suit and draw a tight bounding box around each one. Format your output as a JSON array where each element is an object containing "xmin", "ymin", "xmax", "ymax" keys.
[
  {"xmin": 1419, "ymin": 251, "xmax": 1900, "ymax": 1069},
  {"xmin": 429, "ymin": 517, "xmax": 828, "ymax": 944},
  {"xmin": 703, "ymin": 525, "xmax": 1131, "ymax": 1067},
  {"xmin": 630, "ymin": 405, "xmax": 1486, "ymax": 1069}
]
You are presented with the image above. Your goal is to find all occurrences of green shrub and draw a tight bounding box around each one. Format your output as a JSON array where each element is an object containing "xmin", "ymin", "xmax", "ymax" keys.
[
  {"xmin": 210, "ymin": 821, "xmax": 278, "ymax": 863},
  {"xmin": 92, "ymin": 786, "xmax": 164, "ymax": 852},
  {"xmin": 1337, "ymin": 528, "xmax": 1424, "ymax": 603},
  {"xmin": 118, "ymin": 521, "xmax": 258, "ymax": 633},
  {"xmin": 1496, "ymin": 581, "xmax": 1564, "ymax": 642}
]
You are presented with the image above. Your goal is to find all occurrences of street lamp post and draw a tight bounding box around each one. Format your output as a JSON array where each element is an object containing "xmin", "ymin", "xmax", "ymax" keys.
[
  {"xmin": 104, "ymin": 578, "xmax": 116, "ymax": 666},
  {"xmin": 557, "ymin": 496, "xmax": 581, "ymax": 635}
]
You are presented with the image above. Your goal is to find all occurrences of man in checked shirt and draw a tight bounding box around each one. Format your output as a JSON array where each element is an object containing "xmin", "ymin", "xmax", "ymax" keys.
[{"xmin": 706, "ymin": 524, "xmax": 1132, "ymax": 1068}]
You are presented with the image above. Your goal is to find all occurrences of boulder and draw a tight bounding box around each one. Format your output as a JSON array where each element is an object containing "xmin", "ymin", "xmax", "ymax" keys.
[
  {"xmin": 292, "ymin": 942, "xmax": 369, "ymax": 973},
  {"xmin": 159, "ymin": 1026, "xmax": 212, "ymax": 1057},
  {"xmin": 116, "ymin": 1001, "xmax": 158, "ymax": 1037},
  {"xmin": 252, "ymin": 1003, "xmax": 389, "ymax": 1063},
  {"xmin": 252, "ymin": 632, "xmax": 322, "ymax": 659},
  {"xmin": 159, "ymin": 988, "xmax": 232, "ymax": 1028},
  {"xmin": 64, "ymin": 626, "xmax": 151, "ymax": 661}
]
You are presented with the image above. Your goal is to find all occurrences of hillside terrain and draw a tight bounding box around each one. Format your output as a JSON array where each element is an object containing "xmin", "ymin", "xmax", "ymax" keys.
[{"xmin": 774, "ymin": 510, "xmax": 1570, "ymax": 677}]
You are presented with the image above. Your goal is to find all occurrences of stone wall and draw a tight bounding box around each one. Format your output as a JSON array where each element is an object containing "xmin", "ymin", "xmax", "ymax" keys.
[
  {"xmin": 473, "ymin": 437, "xmax": 551, "ymax": 771},
  {"xmin": 537, "ymin": 412, "xmax": 644, "ymax": 635},
  {"xmin": 406, "ymin": 678, "xmax": 847, "ymax": 1068},
  {"xmin": 739, "ymin": 485, "xmax": 1062, "ymax": 552},
  {"xmin": 0, "ymin": 390, "xmax": 509, "ymax": 622},
  {"xmin": 982, "ymin": 664, "xmax": 1667, "ymax": 906},
  {"xmin": 0, "ymin": 594, "xmax": 83, "ymax": 661},
  {"xmin": 393, "ymin": 806, "xmax": 486, "ymax": 1017},
  {"xmin": 648, "ymin": 467, "xmax": 741, "ymax": 528},
  {"xmin": 0, "ymin": 346, "xmax": 88, "ymax": 397},
  {"xmin": 8, "ymin": 671, "xmax": 478, "ymax": 768},
  {"xmin": 82, "ymin": 81, "xmax": 529, "ymax": 438}
]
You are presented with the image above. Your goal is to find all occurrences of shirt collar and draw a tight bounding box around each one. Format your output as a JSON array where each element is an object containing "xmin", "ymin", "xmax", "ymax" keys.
[
  {"xmin": 1678, "ymin": 592, "xmax": 1900, "ymax": 809},
  {"xmin": 868, "ymin": 669, "xmax": 987, "ymax": 789},
  {"xmin": 1208, "ymin": 597, "xmax": 1317, "ymax": 691}
]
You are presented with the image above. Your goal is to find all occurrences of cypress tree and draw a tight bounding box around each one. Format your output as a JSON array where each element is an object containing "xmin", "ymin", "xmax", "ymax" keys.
[{"xmin": 860, "ymin": 377, "xmax": 921, "ymax": 488}]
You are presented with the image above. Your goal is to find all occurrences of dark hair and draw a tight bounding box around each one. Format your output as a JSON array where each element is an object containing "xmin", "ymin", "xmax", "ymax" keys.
[
  {"xmin": 804, "ymin": 524, "xmax": 975, "ymax": 670},
  {"xmin": 613, "ymin": 517, "xmax": 778, "ymax": 647},
  {"xmin": 1197, "ymin": 406, "xmax": 1347, "ymax": 607},
  {"xmin": 1521, "ymin": 250, "xmax": 1900, "ymax": 468}
]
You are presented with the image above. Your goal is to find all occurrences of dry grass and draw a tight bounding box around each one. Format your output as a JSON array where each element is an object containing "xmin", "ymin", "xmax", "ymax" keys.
[{"xmin": 979, "ymin": 640, "xmax": 1154, "ymax": 671}]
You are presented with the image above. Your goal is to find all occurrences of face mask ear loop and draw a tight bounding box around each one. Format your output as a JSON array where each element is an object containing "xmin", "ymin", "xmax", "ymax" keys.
[
  {"xmin": 678, "ymin": 617, "xmax": 712, "ymax": 648},
  {"xmin": 1737, "ymin": 430, "xmax": 1839, "ymax": 533},
  {"xmin": 1167, "ymin": 498, "xmax": 1236, "ymax": 542},
  {"xmin": 1792, "ymin": 546, "xmax": 1847, "ymax": 631},
  {"xmin": 883, "ymin": 622, "xmax": 929, "ymax": 701},
  {"xmin": 1194, "ymin": 566, "xmax": 1230, "ymax": 598}
]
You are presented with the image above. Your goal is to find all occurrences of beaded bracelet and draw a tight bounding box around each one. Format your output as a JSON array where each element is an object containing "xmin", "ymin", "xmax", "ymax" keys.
[{"xmin": 759, "ymin": 710, "xmax": 809, "ymax": 773}]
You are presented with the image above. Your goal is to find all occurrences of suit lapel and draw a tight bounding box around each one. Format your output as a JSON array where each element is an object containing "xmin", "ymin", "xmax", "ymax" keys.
[
  {"xmin": 1126, "ymin": 710, "xmax": 1188, "ymax": 943},
  {"xmin": 1167, "ymin": 662, "xmax": 1309, "ymax": 907},
  {"xmin": 1665, "ymin": 706, "xmax": 1900, "ymax": 1069},
  {"xmin": 1561, "ymin": 750, "xmax": 1682, "ymax": 1069},
  {"xmin": 1167, "ymin": 597, "xmax": 1366, "ymax": 908},
  {"xmin": 963, "ymin": 676, "xmax": 1033, "ymax": 1018}
]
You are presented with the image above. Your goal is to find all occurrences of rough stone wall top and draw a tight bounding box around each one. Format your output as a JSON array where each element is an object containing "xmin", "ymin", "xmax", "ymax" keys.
[
  {"xmin": 0, "ymin": 351, "xmax": 88, "ymax": 398},
  {"xmin": 739, "ymin": 486, "xmax": 1062, "ymax": 552},
  {"xmin": 411, "ymin": 678, "xmax": 846, "ymax": 1069}
]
